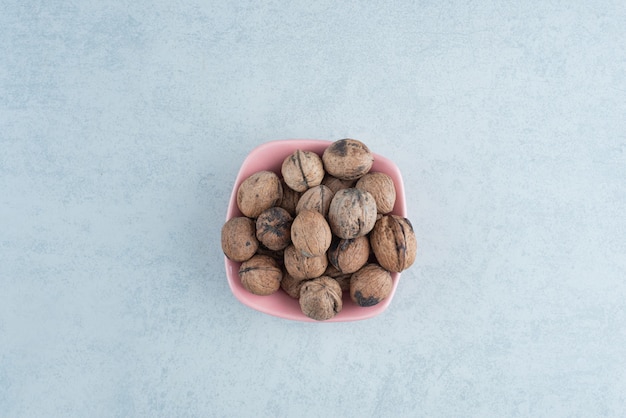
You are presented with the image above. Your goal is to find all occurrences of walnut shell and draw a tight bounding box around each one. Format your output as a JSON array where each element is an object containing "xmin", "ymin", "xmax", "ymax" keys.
[
  {"xmin": 328, "ymin": 188, "xmax": 377, "ymax": 239},
  {"xmin": 221, "ymin": 217, "xmax": 259, "ymax": 262},
  {"xmin": 350, "ymin": 263, "xmax": 392, "ymax": 307},
  {"xmin": 280, "ymin": 271, "xmax": 309, "ymax": 299},
  {"xmin": 355, "ymin": 172, "xmax": 396, "ymax": 214},
  {"xmin": 295, "ymin": 185, "xmax": 334, "ymax": 218},
  {"xmin": 237, "ymin": 171, "xmax": 283, "ymax": 218},
  {"xmin": 255, "ymin": 207, "xmax": 293, "ymax": 251},
  {"xmin": 370, "ymin": 215, "xmax": 417, "ymax": 272},
  {"xmin": 322, "ymin": 139, "xmax": 373, "ymax": 180},
  {"xmin": 322, "ymin": 174, "xmax": 355, "ymax": 194},
  {"xmin": 328, "ymin": 235, "xmax": 370, "ymax": 274},
  {"xmin": 238, "ymin": 255, "xmax": 282, "ymax": 296},
  {"xmin": 281, "ymin": 150, "xmax": 325, "ymax": 192},
  {"xmin": 323, "ymin": 265, "xmax": 351, "ymax": 293},
  {"xmin": 291, "ymin": 209, "xmax": 332, "ymax": 257},
  {"xmin": 278, "ymin": 179, "xmax": 301, "ymax": 217},
  {"xmin": 254, "ymin": 245, "xmax": 285, "ymax": 265},
  {"xmin": 283, "ymin": 244, "xmax": 328, "ymax": 280},
  {"xmin": 299, "ymin": 276, "xmax": 343, "ymax": 321}
]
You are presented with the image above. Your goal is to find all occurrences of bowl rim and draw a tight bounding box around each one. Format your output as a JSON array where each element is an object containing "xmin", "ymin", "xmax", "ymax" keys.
[{"xmin": 224, "ymin": 139, "xmax": 406, "ymax": 322}]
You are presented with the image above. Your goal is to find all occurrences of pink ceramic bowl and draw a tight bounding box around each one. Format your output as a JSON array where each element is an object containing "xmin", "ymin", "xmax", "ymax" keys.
[{"xmin": 224, "ymin": 139, "xmax": 407, "ymax": 322}]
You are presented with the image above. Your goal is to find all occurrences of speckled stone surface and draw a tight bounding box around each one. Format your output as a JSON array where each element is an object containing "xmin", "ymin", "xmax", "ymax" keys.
[{"xmin": 2, "ymin": 2, "xmax": 626, "ymax": 417}]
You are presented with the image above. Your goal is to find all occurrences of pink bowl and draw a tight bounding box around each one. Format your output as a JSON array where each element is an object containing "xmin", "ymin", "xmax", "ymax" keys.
[{"xmin": 224, "ymin": 139, "xmax": 407, "ymax": 322}]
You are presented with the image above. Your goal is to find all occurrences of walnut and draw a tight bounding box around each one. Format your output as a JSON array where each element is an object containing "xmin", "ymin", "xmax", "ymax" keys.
[
  {"xmin": 278, "ymin": 179, "xmax": 301, "ymax": 217},
  {"xmin": 283, "ymin": 244, "xmax": 328, "ymax": 280},
  {"xmin": 322, "ymin": 174, "xmax": 355, "ymax": 194},
  {"xmin": 350, "ymin": 263, "xmax": 392, "ymax": 307},
  {"xmin": 255, "ymin": 207, "xmax": 293, "ymax": 251},
  {"xmin": 237, "ymin": 171, "xmax": 283, "ymax": 218},
  {"xmin": 328, "ymin": 235, "xmax": 370, "ymax": 274},
  {"xmin": 225, "ymin": 140, "xmax": 416, "ymax": 316},
  {"xmin": 299, "ymin": 276, "xmax": 343, "ymax": 321},
  {"xmin": 254, "ymin": 245, "xmax": 284, "ymax": 265},
  {"xmin": 370, "ymin": 215, "xmax": 417, "ymax": 272},
  {"xmin": 322, "ymin": 139, "xmax": 373, "ymax": 180},
  {"xmin": 221, "ymin": 217, "xmax": 258, "ymax": 262},
  {"xmin": 355, "ymin": 172, "xmax": 396, "ymax": 214},
  {"xmin": 238, "ymin": 255, "xmax": 282, "ymax": 296},
  {"xmin": 328, "ymin": 188, "xmax": 377, "ymax": 239},
  {"xmin": 281, "ymin": 150, "xmax": 325, "ymax": 192},
  {"xmin": 323, "ymin": 265, "xmax": 351, "ymax": 293},
  {"xmin": 291, "ymin": 209, "xmax": 332, "ymax": 257},
  {"xmin": 295, "ymin": 185, "xmax": 334, "ymax": 218},
  {"xmin": 280, "ymin": 271, "xmax": 309, "ymax": 299}
]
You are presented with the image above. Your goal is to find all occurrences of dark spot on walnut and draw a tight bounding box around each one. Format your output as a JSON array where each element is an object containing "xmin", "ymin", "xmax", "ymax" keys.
[
  {"xmin": 354, "ymin": 291, "xmax": 379, "ymax": 307},
  {"xmin": 258, "ymin": 209, "xmax": 291, "ymax": 238},
  {"xmin": 395, "ymin": 219, "xmax": 408, "ymax": 267},
  {"xmin": 355, "ymin": 165, "xmax": 366, "ymax": 174},
  {"xmin": 333, "ymin": 139, "xmax": 348, "ymax": 157},
  {"xmin": 256, "ymin": 207, "xmax": 293, "ymax": 250}
]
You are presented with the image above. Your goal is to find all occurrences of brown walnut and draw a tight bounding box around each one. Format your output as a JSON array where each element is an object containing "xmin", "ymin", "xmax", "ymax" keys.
[
  {"xmin": 291, "ymin": 209, "xmax": 332, "ymax": 257},
  {"xmin": 283, "ymin": 244, "xmax": 328, "ymax": 280},
  {"xmin": 328, "ymin": 235, "xmax": 370, "ymax": 274},
  {"xmin": 254, "ymin": 245, "xmax": 285, "ymax": 265},
  {"xmin": 238, "ymin": 255, "xmax": 282, "ymax": 296},
  {"xmin": 350, "ymin": 263, "xmax": 392, "ymax": 307},
  {"xmin": 295, "ymin": 185, "xmax": 334, "ymax": 218},
  {"xmin": 323, "ymin": 265, "xmax": 351, "ymax": 293},
  {"xmin": 370, "ymin": 215, "xmax": 417, "ymax": 272},
  {"xmin": 255, "ymin": 207, "xmax": 293, "ymax": 251},
  {"xmin": 278, "ymin": 179, "xmax": 301, "ymax": 217},
  {"xmin": 280, "ymin": 271, "xmax": 309, "ymax": 299},
  {"xmin": 322, "ymin": 174, "xmax": 355, "ymax": 194},
  {"xmin": 281, "ymin": 150, "xmax": 325, "ymax": 192},
  {"xmin": 328, "ymin": 188, "xmax": 377, "ymax": 239},
  {"xmin": 221, "ymin": 217, "xmax": 258, "ymax": 262},
  {"xmin": 355, "ymin": 172, "xmax": 397, "ymax": 214},
  {"xmin": 322, "ymin": 139, "xmax": 373, "ymax": 180},
  {"xmin": 237, "ymin": 171, "xmax": 283, "ymax": 218},
  {"xmin": 299, "ymin": 276, "xmax": 343, "ymax": 321}
]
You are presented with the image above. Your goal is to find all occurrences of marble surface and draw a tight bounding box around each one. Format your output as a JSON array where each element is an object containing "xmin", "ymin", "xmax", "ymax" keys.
[{"xmin": 2, "ymin": 1, "xmax": 625, "ymax": 416}]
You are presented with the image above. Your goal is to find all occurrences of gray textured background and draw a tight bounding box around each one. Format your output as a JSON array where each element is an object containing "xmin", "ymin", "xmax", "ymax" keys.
[{"xmin": 2, "ymin": 1, "xmax": 626, "ymax": 417}]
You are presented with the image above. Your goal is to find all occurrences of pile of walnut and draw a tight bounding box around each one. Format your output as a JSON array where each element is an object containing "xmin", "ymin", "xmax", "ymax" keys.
[{"xmin": 221, "ymin": 139, "xmax": 417, "ymax": 321}]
